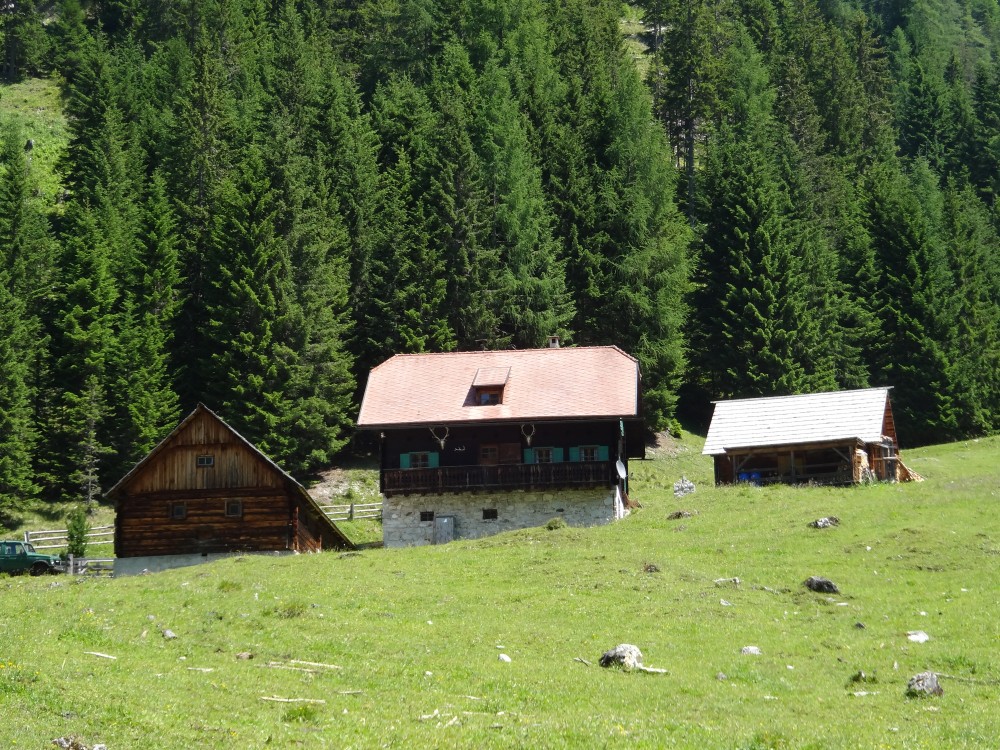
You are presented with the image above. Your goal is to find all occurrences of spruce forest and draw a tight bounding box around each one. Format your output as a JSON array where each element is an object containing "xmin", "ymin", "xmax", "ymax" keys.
[{"xmin": 1, "ymin": 0, "xmax": 999, "ymax": 509}]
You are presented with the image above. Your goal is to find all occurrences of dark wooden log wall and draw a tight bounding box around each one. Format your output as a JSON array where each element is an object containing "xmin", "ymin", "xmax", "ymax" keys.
[{"xmin": 116, "ymin": 490, "xmax": 299, "ymax": 557}]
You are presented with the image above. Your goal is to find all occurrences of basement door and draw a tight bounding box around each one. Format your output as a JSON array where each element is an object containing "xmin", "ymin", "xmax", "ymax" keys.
[{"xmin": 433, "ymin": 515, "xmax": 455, "ymax": 544}]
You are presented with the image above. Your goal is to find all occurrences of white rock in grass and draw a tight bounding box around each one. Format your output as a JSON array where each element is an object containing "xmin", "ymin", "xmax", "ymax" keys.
[
  {"xmin": 741, "ymin": 646, "xmax": 762, "ymax": 656},
  {"xmin": 599, "ymin": 644, "xmax": 644, "ymax": 670},
  {"xmin": 906, "ymin": 671, "xmax": 943, "ymax": 697},
  {"xmin": 714, "ymin": 577, "xmax": 741, "ymax": 587},
  {"xmin": 907, "ymin": 631, "xmax": 930, "ymax": 643},
  {"xmin": 498, "ymin": 654, "xmax": 512, "ymax": 663}
]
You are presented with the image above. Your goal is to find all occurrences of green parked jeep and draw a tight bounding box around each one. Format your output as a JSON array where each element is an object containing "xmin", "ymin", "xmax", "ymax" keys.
[{"xmin": 0, "ymin": 540, "xmax": 66, "ymax": 575}]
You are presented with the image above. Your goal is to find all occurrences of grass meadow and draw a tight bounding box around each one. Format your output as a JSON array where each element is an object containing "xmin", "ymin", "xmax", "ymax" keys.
[
  {"xmin": 0, "ymin": 76, "xmax": 68, "ymax": 203},
  {"xmin": 1, "ymin": 432, "xmax": 998, "ymax": 748}
]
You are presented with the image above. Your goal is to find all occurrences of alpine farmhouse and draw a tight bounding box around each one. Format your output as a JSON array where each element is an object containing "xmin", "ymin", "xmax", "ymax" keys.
[{"xmin": 357, "ymin": 342, "xmax": 644, "ymax": 546}]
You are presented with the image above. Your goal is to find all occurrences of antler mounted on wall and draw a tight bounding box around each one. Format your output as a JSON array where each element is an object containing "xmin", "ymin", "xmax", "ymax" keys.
[
  {"xmin": 520, "ymin": 423, "xmax": 536, "ymax": 447},
  {"xmin": 429, "ymin": 425, "xmax": 449, "ymax": 450}
]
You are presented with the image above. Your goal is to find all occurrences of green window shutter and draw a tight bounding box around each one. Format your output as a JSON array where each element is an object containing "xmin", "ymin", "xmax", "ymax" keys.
[
  {"xmin": 552, "ymin": 447, "xmax": 564, "ymax": 463},
  {"xmin": 568, "ymin": 446, "xmax": 580, "ymax": 462},
  {"xmin": 523, "ymin": 448, "xmax": 535, "ymax": 464},
  {"xmin": 400, "ymin": 453, "xmax": 411, "ymax": 469},
  {"xmin": 428, "ymin": 452, "xmax": 439, "ymax": 469},
  {"xmin": 597, "ymin": 445, "xmax": 609, "ymax": 461}
]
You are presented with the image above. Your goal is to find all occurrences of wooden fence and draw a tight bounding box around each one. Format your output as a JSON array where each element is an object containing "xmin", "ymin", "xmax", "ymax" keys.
[
  {"xmin": 318, "ymin": 502, "xmax": 382, "ymax": 522},
  {"xmin": 24, "ymin": 525, "xmax": 115, "ymax": 551},
  {"xmin": 66, "ymin": 555, "xmax": 115, "ymax": 576}
]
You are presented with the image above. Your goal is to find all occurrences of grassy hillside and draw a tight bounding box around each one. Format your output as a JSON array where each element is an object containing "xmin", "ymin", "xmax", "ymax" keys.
[
  {"xmin": 0, "ymin": 76, "xmax": 68, "ymax": 203},
  {"xmin": 2, "ymin": 434, "xmax": 999, "ymax": 748}
]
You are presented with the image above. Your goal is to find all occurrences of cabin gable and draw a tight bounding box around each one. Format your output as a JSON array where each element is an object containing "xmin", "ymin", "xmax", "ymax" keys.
[{"xmin": 120, "ymin": 410, "xmax": 286, "ymax": 495}]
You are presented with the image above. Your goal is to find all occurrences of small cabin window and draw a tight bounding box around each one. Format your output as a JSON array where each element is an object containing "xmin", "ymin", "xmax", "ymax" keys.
[
  {"xmin": 479, "ymin": 444, "xmax": 499, "ymax": 465},
  {"xmin": 482, "ymin": 508, "xmax": 498, "ymax": 521},
  {"xmin": 196, "ymin": 454, "xmax": 215, "ymax": 468},
  {"xmin": 400, "ymin": 452, "xmax": 438, "ymax": 469},
  {"xmin": 225, "ymin": 500, "xmax": 243, "ymax": 518},
  {"xmin": 170, "ymin": 502, "xmax": 187, "ymax": 520},
  {"xmin": 470, "ymin": 367, "xmax": 509, "ymax": 406},
  {"xmin": 569, "ymin": 445, "xmax": 608, "ymax": 462},
  {"xmin": 420, "ymin": 511, "xmax": 435, "ymax": 522},
  {"xmin": 524, "ymin": 447, "xmax": 564, "ymax": 464},
  {"xmin": 476, "ymin": 388, "xmax": 502, "ymax": 405}
]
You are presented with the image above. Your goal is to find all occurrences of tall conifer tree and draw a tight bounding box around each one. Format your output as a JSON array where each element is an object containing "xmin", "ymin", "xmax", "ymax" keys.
[
  {"xmin": 863, "ymin": 156, "xmax": 961, "ymax": 444},
  {"xmin": 691, "ymin": 30, "xmax": 813, "ymax": 400},
  {"xmin": 0, "ymin": 126, "xmax": 54, "ymax": 505}
]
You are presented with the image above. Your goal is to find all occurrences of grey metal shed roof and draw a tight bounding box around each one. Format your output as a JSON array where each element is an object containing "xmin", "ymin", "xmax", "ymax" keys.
[{"xmin": 702, "ymin": 388, "xmax": 892, "ymax": 456}]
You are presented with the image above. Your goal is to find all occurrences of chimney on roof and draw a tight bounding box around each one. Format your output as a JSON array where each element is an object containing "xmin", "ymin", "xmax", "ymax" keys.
[{"xmin": 547, "ymin": 335, "xmax": 560, "ymax": 349}]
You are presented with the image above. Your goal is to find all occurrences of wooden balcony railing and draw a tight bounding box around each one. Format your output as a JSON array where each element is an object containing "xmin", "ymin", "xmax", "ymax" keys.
[{"xmin": 381, "ymin": 462, "xmax": 615, "ymax": 496}]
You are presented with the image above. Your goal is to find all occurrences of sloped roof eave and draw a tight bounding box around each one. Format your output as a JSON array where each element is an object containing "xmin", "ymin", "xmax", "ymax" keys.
[
  {"xmin": 706, "ymin": 435, "xmax": 868, "ymax": 456},
  {"xmin": 360, "ymin": 412, "xmax": 642, "ymax": 430}
]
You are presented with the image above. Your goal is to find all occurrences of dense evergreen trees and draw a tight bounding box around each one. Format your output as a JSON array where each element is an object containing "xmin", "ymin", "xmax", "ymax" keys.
[{"xmin": 0, "ymin": 0, "xmax": 999, "ymax": 506}]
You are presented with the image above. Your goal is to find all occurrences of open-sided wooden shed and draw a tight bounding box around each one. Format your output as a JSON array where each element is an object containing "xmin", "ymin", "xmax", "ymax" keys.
[
  {"xmin": 107, "ymin": 404, "xmax": 352, "ymax": 572},
  {"xmin": 703, "ymin": 388, "xmax": 906, "ymax": 485}
]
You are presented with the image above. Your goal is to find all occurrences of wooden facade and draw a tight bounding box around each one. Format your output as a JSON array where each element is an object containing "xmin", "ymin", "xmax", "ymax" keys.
[
  {"xmin": 107, "ymin": 404, "xmax": 351, "ymax": 559},
  {"xmin": 710, "ymin": 438, "xmax": 900, "ymax": 485},
  {"xmin": 378, "ymin": 420, "xmax": 641, "ymax": 497}
]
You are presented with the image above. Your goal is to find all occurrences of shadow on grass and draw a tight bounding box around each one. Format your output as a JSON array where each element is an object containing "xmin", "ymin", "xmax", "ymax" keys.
[{"xmin": 0, "ymin": 508, "xmax": 25, "ymax": 532}]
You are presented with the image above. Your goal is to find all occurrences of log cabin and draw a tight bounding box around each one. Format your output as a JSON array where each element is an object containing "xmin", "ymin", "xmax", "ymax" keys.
[
  {"xmin": 356, "ymin": 340, "xmax": 644, "ymax": 547},
  {"xmin": 107, "ymin": 404, "xmax": 352, "ymax": 575},
  {"xmin": 702, "ymin": 387, "xmax": 909, "ymax": 485}
]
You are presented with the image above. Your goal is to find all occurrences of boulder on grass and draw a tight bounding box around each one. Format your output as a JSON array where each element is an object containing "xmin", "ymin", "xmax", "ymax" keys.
[
  {"xmin": 600, "ymin": 644, "xmax": 644, "ymax": 670},
  {"xmin": 804, "ymin": 576, "xmax": 840, "ymax": 594},
  {"xmin": 598, "ymin": 644, "xmax": 669, "ymax": 674},
  {"xmin": 906, "ymin": 671, "xmax": 943, "ymax": 697},
  {"xmin": 808, "ymin": 516, "xmax": 840, "ymax": 529}
]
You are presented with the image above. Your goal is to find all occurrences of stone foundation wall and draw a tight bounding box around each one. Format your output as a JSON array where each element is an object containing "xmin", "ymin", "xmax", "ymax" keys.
[
  {"xmin": 113, "ymin": 550, "xmax": 294, "ymax": 577},
  {"xmin": 382, "ymin": 487, "xmax": 618, "ymax": 547}
]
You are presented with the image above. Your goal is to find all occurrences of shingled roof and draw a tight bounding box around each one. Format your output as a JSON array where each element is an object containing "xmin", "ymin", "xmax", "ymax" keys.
[
  {"xmin": 702, "ymin": 387, "xmax": 894, "ymax": 456},
  {"xmin": 357, "ymin": 346, "xmax": 640, "ymax": 428}
]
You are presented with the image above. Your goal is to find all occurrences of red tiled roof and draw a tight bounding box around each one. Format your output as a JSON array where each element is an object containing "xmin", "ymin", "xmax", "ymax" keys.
[{"xmin": 357, "ymin": 346, "xmax": 640, "ymax": 428}]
